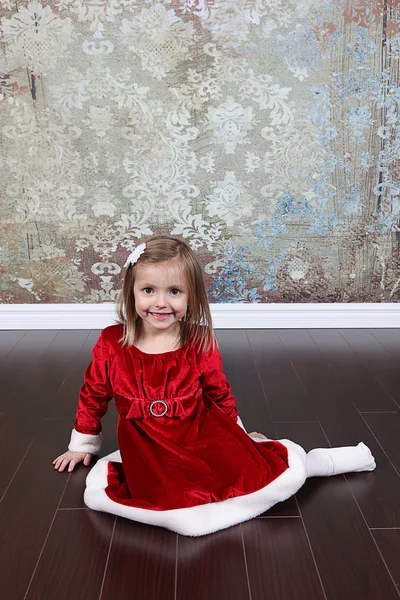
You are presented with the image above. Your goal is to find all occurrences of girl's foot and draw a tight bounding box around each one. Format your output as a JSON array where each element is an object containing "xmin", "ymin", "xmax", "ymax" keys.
[{"xmin": 306, "ymin": 442, "xmax": 376, "ymax": 477}]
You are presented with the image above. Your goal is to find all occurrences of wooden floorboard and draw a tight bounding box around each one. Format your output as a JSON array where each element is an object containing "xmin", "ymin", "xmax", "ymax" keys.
[
  {"xmin": 176, "ymin": 525, "xmax": 250, "ymax": 600},
  {"xmin": 0, "ymin": 413, "xmax": 37, "ymax": 500},
  {"xmin": 339, "ymin": 329, "xmax": 400, "ymax": 408},
  {"xmin": 46, "ymin": 330, "xmax": 100, "ymax": 419},
  {"xmin": 275, "ymin": 421, "xmax": 399, "ymax": 600},
  {"xmin": 247, "ymin": 329, "xmax": 316, "ymax": 423},
  {"xmin": 0, "ymin": 330, "xmax": 58, "ymax": 410},
  {"xmin": 0, "ymin": 330, "xmax": 27, "ymax": 362},
  {"xmin": 274, "ymin": 421, "xmax": 329, "ymax": 451},
  {"xmin": 369, "ymin": 329, "xmax": 400, "ymax": 361},
  {"xmin": 2, "ymin": 330, "xmax": 89, "ymax": 419},
  {"xmin": 278, "ymin": 329, "xmax": 400, "ymax": 529},
  {"xmin": 296, "ymin": 475, "xmax": 399, "ymax": 599},
  {"xmin": 0, "ymin": 419, "xmax": 71, "ymax": 600},
  {"xmin": 216, "ymin": 329, "xmax": 276, "ymax": 436},
  {"xmin": 309, "ymin": 329, "xmax": 398, "ymax": 413},
  {"xmin": 101, "ymin": 519, "xmax": 176, "ymax": 600},
  {"xmin": 371, "ymin": 529, "xmax": 400, "ymax": 591},
  {"xmin": 0, "ymin": 328, "xmax": 398, "ymax": 600},
  {"xmin": 0, "ymin": 331, "xmax": 92, "ymax": 504},
  {"xmin": 362, "ymin": 413, "xmax": 400, "ymax": 474},
  {"xmin": 25, "ymin": 511, "xmax": 115, "ymax": 600},
  {"xmin": 242, "ymin": 518, "xmax": 326, "ymax": 600}
]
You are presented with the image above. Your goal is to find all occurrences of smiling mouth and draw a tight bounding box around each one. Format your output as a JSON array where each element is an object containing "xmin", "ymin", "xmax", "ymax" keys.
[{"xmin": 149, "ymin": 312, "xmax": 173, "ymax": 320}]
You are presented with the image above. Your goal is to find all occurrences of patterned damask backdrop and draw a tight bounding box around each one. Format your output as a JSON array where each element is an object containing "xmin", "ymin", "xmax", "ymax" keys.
[{"xmin": 1, "ymin": 0, "xmax": 400, "ymax": 304}]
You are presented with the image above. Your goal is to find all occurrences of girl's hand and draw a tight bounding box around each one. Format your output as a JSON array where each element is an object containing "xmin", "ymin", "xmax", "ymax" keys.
[
  {"xmin": 248, "ymin": 431, "xmax": 269, "ymax": 441},
  {"xmin": 53, "ymin": 451, "xmax": 93, "ymax": 472}
]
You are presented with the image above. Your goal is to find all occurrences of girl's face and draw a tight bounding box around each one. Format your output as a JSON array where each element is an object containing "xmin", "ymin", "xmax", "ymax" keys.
[{"xmin": 133, "ymin": 261, "xmax": 189, "ymax": 336}]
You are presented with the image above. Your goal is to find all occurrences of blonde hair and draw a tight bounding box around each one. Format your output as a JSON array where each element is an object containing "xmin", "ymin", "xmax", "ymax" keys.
[{"xmin": 116, "ymin": 235, "xmax": 215, "ymax": 353}]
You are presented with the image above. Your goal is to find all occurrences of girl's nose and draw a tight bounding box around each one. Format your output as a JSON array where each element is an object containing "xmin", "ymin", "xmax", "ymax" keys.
[{"xmin": 155, "ymin": 294, "xmax": 167, "ymax": 308}]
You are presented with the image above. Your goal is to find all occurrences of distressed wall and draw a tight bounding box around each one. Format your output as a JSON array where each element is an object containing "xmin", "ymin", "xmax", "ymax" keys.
[{"xmin": 1, "ymin": 0, "xmax": 399, "ymax": 303}]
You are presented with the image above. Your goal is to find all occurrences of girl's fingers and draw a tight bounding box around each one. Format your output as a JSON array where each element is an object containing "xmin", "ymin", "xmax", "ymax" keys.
[
  {"xmin": 53, "ymin": 457, "xmax": 63, "ymax": 470},
  {"xmin": 59, "ymin": 459, "xmax": 70, "ymax": 472},
  {"xmin": 83, "ymin": 454, "xmax": 91, "ymax": 466},
  {"xmin": 68, "ymin": 460, "xmax": 75, "ymax": 472}
]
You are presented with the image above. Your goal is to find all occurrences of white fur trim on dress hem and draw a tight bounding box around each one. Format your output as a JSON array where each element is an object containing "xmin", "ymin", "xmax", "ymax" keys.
[
  {"xmin": 68, "ymin": 429, "xmax": 102, "ymax": 455},
  {"xmin": 83, "ymin": 439, "xmax": 307, "ymax": 537}
]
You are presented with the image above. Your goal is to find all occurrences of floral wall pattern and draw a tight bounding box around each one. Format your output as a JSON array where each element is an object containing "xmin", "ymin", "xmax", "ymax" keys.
[{"xmin": 1, "ymin": 0, "xmax": 400, "ymax": 304}]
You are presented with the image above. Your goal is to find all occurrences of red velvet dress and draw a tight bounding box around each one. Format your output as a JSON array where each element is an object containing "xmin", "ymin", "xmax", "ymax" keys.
[{"xmin": 74, "ymin": 324, "xmax": 290, "ymax": 513}]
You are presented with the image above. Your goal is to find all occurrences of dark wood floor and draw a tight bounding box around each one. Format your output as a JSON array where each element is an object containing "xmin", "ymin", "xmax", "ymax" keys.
[{"xmin": 0, "ymin": 329, "xmax": 399, "ymax": 600}]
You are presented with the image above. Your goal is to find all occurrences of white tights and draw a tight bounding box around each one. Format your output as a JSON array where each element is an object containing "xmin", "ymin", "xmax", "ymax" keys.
[
  {"xmin": 305, "ymin": 442, "xmax": 376, "ymax": 477},
  {"xmin": 247, "ymin": 429, "xmax": 376, "ymax": 477}
]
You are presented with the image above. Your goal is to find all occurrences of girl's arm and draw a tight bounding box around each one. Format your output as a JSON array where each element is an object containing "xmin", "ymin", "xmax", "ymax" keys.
[
  {"xmin": 200, "ymin": 343, "xmax": 245, "ymax": 427},
  {"xmin": 54, "ymin": 330, "xmax": 114, "ymax": 470}
]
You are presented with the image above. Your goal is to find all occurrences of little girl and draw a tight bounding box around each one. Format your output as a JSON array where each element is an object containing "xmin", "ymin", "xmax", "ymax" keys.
[{"xmin": 54, "ymin": 235, "xmax": 376, "ymax": 536}]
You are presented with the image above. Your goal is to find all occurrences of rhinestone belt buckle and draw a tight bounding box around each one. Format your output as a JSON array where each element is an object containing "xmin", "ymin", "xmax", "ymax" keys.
[{"xmin": 149, "ymin": 399, "xmax": 168, "ymax": 417}]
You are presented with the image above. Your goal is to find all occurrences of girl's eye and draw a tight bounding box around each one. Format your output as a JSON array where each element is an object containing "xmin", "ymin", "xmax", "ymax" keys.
[
  {"xmin": 143, "ymin": 288, "xmax": 153, "ymax": 294},
  {"xmin": 170, "ymin": 289, "xmax": 180, "ymax": 295}
]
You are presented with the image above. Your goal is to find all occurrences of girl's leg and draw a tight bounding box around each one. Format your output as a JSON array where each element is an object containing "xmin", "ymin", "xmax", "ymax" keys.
[{"xmin": 306, "ymin": 443, "xmax": 376, "ymax": 477}]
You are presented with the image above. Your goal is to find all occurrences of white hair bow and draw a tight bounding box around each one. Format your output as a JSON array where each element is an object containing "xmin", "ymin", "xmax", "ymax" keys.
[{"xmin": 124, "ymin": 243, "xmax": 146, "ymax": 267}]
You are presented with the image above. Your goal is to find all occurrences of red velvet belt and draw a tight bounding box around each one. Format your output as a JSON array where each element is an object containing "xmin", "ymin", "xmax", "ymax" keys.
[{"xmin": 114, "ymin": 390, "xmax": 201, "ymax": 420}]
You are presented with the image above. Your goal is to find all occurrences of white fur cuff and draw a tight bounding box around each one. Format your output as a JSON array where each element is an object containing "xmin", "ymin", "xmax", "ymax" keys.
[{"xmin": 68, "ymin": 429, "xmax": 102, "ymax": 455}]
